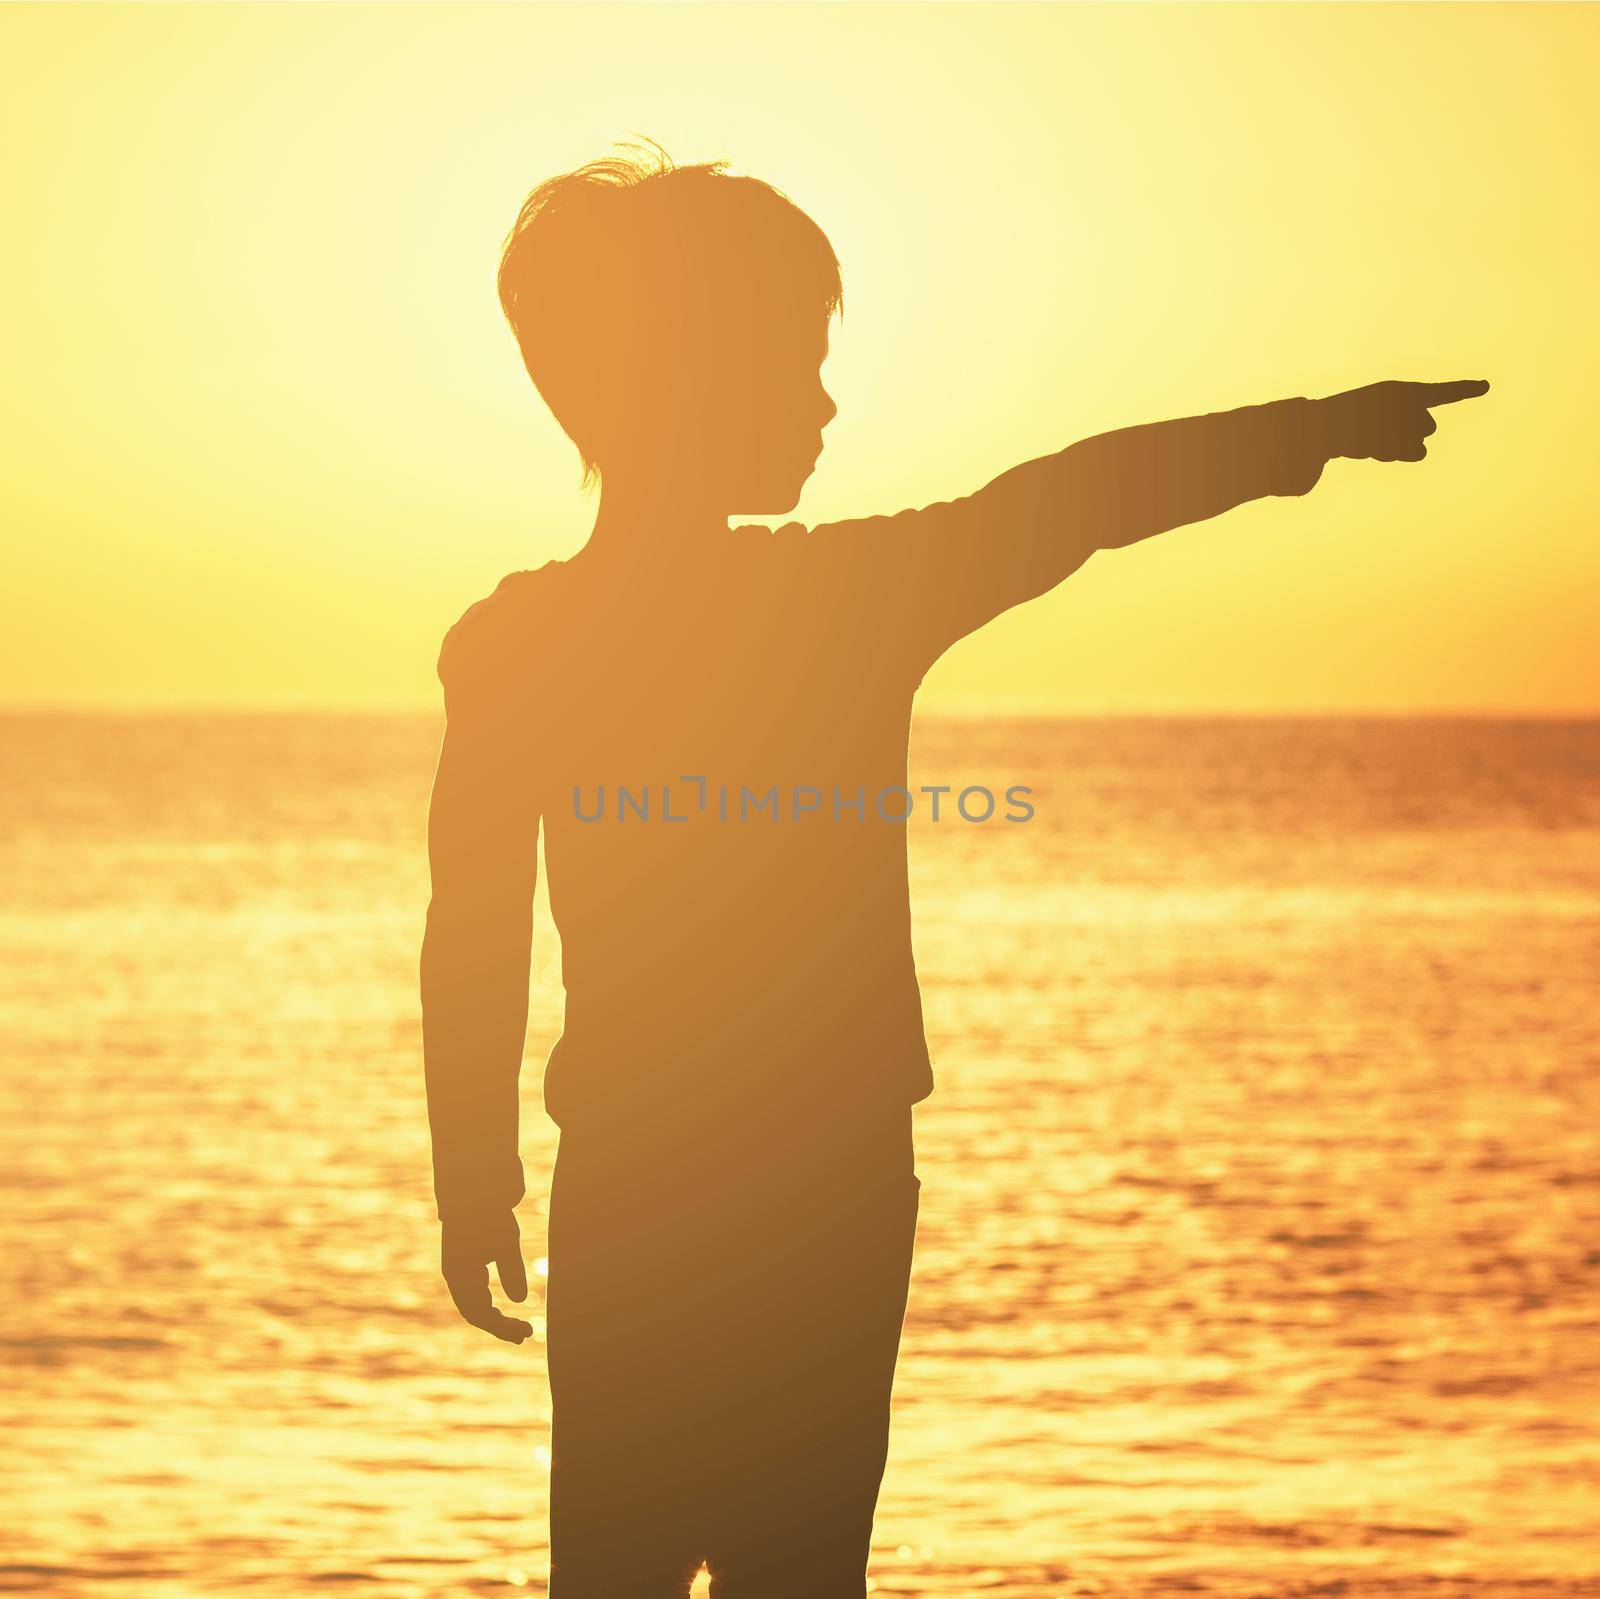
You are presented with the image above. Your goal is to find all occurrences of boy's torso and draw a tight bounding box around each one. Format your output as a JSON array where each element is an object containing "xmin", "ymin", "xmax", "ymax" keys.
[{"xmin": 489, "ymin": 523, "xmax": 936, "ymax": 1130}]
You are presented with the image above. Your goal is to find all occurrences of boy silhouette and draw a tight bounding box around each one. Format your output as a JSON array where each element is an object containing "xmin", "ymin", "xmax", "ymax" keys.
[{"xmin": 420, "ymin": 142, "xmax": 1486, "ymax": 1598}]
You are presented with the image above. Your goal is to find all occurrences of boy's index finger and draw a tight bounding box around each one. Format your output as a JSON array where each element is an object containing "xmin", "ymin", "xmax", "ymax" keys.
[{"xmin": 1415, "ymin": 379, "xmax": 1490, "ymax": 407}]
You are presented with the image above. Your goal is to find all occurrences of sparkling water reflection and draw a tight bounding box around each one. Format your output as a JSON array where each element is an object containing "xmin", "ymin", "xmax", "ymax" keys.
[{"xmin": 1, "ymin": 714, "xmax": 1596, "ymax": 1597}]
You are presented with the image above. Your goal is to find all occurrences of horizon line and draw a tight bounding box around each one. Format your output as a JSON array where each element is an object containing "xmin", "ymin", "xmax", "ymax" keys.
[{"xmin": 2, "ymin": 701, "xmax": 1597, "ymax": 722}]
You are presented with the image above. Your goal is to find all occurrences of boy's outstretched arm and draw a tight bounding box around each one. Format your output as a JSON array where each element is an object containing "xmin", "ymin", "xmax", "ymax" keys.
[
  {"xmin": 818, "ymin": 378, "xmax": 1488, "ymax": 663},
  {"xmin": 420, "ymin": 607, "xmax": 541, "ymax": 1346},
  {"xmin": 997, "ymin": 379, "xmax": 1490, "ymax": 557}
]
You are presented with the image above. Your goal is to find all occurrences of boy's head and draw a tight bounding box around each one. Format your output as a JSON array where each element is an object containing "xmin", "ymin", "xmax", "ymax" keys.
[{"xmin": 497, "ymin": 139, "xmax": 841, "ymax": 515}]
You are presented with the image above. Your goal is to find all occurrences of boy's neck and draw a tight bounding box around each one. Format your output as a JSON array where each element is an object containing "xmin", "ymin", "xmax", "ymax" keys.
[{"xmin": 587, "ymin": 471, "xmax": 731, "ymax": 563}]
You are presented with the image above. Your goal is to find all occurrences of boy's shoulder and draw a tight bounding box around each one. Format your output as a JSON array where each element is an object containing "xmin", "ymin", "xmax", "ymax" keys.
[{"xmin": 436, "ymin": 559, "xmax": 569, "ymax": 700}]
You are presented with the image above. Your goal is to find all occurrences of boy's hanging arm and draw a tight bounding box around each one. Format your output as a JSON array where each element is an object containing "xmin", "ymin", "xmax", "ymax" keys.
[{"xmin": 420, "ymin": 590, "xmax": 542, "ymax": 1345}]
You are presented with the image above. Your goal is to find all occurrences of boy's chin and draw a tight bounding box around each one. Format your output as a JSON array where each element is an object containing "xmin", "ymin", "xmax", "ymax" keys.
[{"xmin": 728, "ymin": 472, "xmax": 809, "ymax": 518}]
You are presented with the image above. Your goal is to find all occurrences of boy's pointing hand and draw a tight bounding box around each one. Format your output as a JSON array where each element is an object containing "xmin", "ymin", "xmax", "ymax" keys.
[
  {"xmin": 442, "ymin": 1210, "xmax": 534, "ymax": 1345},
  {"xmin": 1318, "ymin": 378, "xmax": 1490, "ymax": 463}
]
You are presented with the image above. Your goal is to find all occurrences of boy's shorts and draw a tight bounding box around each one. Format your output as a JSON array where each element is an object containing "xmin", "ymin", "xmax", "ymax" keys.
[{"xmin": 544, "ymin": 1100, "xmax": 920, "ymax": 1599}]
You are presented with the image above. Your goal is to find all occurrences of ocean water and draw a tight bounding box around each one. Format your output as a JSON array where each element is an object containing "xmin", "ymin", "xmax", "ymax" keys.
[{"xmin": 1, "ymin": 713, "xmax": 1597, "ymax": 1598}]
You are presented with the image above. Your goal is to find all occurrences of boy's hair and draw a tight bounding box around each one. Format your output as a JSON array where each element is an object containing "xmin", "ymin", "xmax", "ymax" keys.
[{"xmin": 497, "ymin": 137, "xmax": 843, "ymax": 489}]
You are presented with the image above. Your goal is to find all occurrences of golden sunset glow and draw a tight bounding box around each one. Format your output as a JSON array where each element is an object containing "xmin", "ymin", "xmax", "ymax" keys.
[
  {"xmin": 3, "ymin": 2, "xmax": 1595, "ymax": 711},
  {"xmin": 5, "ymin": 12, "xmax": 1600, "ymax": 1594}
]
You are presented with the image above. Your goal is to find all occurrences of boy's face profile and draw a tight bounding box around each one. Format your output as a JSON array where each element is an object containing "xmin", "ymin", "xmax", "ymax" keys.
[
  {"xmin": 619, "ymin": 298, "xmax": 837, "ymax": 518},
  {"xmin": 712, "ymin": 302, "xmax": 837, "ymax": 516}
]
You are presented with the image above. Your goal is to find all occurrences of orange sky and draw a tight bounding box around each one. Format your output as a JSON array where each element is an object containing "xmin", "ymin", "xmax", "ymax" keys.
[{"xmin": 2, "ymin": 2, "xmax": 1596, "ymax": 713}]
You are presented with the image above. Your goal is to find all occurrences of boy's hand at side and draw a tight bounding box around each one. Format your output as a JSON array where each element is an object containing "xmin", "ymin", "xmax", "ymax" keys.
[
  {"xmin": 441, "ymin": 1210, "xmax": 534, "ymax": 1344},
  {"xmin": 1317, "ymin": 378, "xmax": 1489, "ymax": 464}
]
